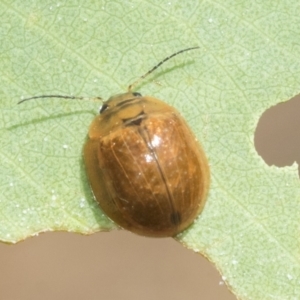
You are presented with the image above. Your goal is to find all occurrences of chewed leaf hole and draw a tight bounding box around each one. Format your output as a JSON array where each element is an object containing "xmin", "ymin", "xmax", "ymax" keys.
[{"xmin": 255, "ymin": 94, "xmax": 300, "ymax": 178}]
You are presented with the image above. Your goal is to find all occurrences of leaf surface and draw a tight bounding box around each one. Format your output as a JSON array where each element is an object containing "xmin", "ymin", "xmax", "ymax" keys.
[{"xmin": 1, "ymin": 1, "xmax": 300, "ymax": 299}]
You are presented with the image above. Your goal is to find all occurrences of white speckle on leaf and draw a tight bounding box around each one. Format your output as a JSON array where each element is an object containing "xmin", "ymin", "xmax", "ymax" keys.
[
  {"xmin": 208, "ymin": 18, "xmax": 213, "ymax": 23},
  {"xmin": 79, "ymin": 198, "xmax": 86, "ymax": 208},
  {"xmin": 63, "ymin": 144, "xmax": 68, "ymax": 149},
  {"xmin": 287, "ymin": 274, "xmax": 293, "ymax": 280}
]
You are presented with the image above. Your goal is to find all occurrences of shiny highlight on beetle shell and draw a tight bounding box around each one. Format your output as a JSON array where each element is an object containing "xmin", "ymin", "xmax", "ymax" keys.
[{"xmin": 84, "ymin": 92, "xmax": 210, "ymax": 237}]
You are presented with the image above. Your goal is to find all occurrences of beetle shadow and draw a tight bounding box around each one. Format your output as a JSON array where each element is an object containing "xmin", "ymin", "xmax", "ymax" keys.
[
  {"xmin": 133, "ymin": 61, "xmax": 194, "ymax": 92},
  {"xmin": 8, "ymin": 108, "xmax": 110, "ymax": 225},
  {"xmin": 78, "ymin": 147, "xmax": 114, "ymax": 227},
  {"xmin": 7, "ymin": 110, "xmax": 96, "ymax": 131},
  {"xmin": 79, "ymin": 140, "xmax": 96, "ymax": 206}
]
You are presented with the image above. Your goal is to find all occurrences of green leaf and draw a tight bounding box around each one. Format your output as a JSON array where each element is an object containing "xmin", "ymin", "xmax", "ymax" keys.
[{"xmin": 1, "ymin": 0, "xmax": 300, "ymax": 299}]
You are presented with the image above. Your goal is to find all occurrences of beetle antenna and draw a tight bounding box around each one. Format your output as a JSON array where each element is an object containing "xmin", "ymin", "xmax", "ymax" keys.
[
  {"xmin": 128, "ymin": 46, "xmax": 199, "ymax": 92},
  {"xmin": 18, "ymin": 95, "xmax": 103, "ymax": 105}
]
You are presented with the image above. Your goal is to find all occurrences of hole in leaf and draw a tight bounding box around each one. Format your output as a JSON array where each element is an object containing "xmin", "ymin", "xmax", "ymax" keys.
[{"xmin": 255, "ymin": 94, "xmax": 300, "ymax": 178}]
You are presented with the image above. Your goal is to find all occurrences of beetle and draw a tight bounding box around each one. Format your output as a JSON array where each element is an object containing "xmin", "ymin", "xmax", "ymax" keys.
[{"xmin": 19, "ymin": 47, "xmax": 210, "ymax": 237}]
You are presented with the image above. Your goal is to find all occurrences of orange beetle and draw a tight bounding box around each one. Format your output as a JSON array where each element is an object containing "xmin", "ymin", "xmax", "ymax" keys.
[{"xmin": 19, "ymin": 47, "xmax": 210, "ymax": 237}]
